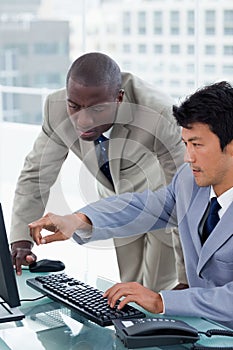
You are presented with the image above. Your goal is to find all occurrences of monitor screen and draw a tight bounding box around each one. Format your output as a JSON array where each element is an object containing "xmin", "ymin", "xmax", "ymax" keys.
[{"xmin": 0, "ymin": 203, "xmax": 20, "ymax": 307}]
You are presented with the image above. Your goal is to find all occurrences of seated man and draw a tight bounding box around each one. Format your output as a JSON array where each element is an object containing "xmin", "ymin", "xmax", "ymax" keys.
[{"xmin": 29, "ymin": 81, "xmax": 233, "ymax": 329}]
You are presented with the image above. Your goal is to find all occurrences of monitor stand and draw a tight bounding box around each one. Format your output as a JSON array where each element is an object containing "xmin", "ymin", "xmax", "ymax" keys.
[{"xmin": 0, "ymin": 299, "xmax": 24, "ymax": 323}]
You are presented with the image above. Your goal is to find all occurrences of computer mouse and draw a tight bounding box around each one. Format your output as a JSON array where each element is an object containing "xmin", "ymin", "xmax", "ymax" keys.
[{"xmin": 29, "ymin": 259, "xmax": 65, "ymax": 273}]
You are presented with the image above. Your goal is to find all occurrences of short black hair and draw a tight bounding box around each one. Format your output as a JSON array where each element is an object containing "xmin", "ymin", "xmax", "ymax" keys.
[
  {"xmin": 66, "ymin": 52, "xmax": 122, "ymax": 98},
  {"xmin": 173, "ymin": 81, "xmax": 233, "ymax": 150}
]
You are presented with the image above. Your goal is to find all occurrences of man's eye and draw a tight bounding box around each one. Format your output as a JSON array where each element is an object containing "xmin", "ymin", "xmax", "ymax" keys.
[
  {"xmin": 91, "ymin": 106, "xmax": 106, "ymax": 112},
  {"xmin": 68, "ymin": 103, "xmax": 80, "ymax": 110}
]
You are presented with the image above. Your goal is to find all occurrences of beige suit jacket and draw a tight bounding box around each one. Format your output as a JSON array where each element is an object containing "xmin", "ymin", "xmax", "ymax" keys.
[{"xmin": 10, "ymin": 72, "xmax": 185, "ymax": 246}]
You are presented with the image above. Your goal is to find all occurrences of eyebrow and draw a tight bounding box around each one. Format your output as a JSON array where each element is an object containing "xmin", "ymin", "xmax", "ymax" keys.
[
  {"xmin": 67, "ymin": 98, "xmax": 79, "ymax": 105},
  {"xmin": 182, "ymin": 136, "xmax": 202, "ymax": 142}
]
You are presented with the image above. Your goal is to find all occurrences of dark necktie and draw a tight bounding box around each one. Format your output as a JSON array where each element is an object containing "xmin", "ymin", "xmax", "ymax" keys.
[
  {"xmin": 202, "ymin": 197, "xmax": 221, "ymax": 244},
  {"xmin": 94, "ymin": 134, "xmax": 113, "ymax": 186}
]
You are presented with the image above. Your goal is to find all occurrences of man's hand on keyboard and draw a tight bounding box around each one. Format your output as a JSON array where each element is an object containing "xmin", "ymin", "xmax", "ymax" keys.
[
  {"xmin": 28, "ymin": 212, "xmax": 92, "ymax": 245},
  {"xmin": 103, "ymin": 282, "xmax": 164, "ymax": 314}
]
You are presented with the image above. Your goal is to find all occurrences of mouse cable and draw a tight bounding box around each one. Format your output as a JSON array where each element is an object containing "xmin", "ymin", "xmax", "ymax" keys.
[
  {"xmin": 191, "ymin": 328, "xmax": 233, "ymax": 350},
  {"xmin": 20, "ymin": 294, "xmax": 48, "ymax": 302}
]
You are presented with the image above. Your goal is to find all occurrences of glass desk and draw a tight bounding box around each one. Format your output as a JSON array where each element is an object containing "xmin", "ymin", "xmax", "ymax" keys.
[{"xmin": 0, "ymin": 269, "xmax": 232, "ymax": 350}]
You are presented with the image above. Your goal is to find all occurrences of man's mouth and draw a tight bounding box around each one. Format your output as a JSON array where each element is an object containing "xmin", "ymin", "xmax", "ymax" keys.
[
  {"xmin": 191, "ymin": 167, "xmax": 202, "ymax": 175},
  {"xmin": 79, "ymin": 129, "xmax": 97, "ymax": 138}
]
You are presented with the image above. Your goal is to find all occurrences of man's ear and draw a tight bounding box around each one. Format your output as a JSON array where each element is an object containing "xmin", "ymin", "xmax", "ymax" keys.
[{"xmin": 117, "ymin": 89, "xmax": 124, "ymax": 103}]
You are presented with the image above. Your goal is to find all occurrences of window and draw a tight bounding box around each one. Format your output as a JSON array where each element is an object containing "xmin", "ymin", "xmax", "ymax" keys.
[
  {"xmin": 224, "ymin": 45, "xmax": 233, "ymax": 56},
  {"xmin": 224, "ymin": 10, "xmax": 233, "ymax": 35},
  {"xmin": 153, "ymin": 11, "xmax": 163, "ymax": 35},
  {"xmin": 3, "ymin": 92, "xmax": 19, "ymax": 112},
  {"xmin": 4, "ymin": 44, "xmax": 28, "ymax": 56},
  {"xmin": 170, "ymin": 11, "xmax": 180, "ymax": 35},
  {"xmin": 187, "ymin": 80, "xmax": 195, "ymax": 88},
  {"xmin": 204, "ymin": 64, "xmax": 216, "ymax": 74},
  {"xmin": 205, "ymin": 45, "xmax": 216, "ymax": 55},
  {"xmin": 154, "ymin": 44, "xmax": 163, "ymax": 54},
  {"xmin": 170, "ymin": 44, "xmax": 180, "ymax": 54},
  {"xmin": 205, "ymin": 10, "xmax": 215, "ymax": 35},
  {"xmin": 170, "ymin": 79, "xmax": 180, "ymax": 87},
  {"xmin": 34, "ymin": 73, "xmax": 62, "ymax": 87},
  {"xmin": 187, "ymin": 10, "xmax": 195, "ymax": 35},
  {"xmin": 138, "ymin": 11, "xmax": 146, "ymax": 35},
  {"xmin": 223, "ymin": 65, "xmax": 233, "ymax": 75},
  {"xmin": 34, "ymin": 42, "xmax": 59, "ymax": 55},
  {"xmin": 122, "ymin": 11, "xmax": 131, "ymax": 35}
]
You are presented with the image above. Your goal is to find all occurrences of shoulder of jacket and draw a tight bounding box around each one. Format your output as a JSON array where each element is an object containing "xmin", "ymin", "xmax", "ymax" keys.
[
  {"xmin": 121, "ymin": 71, "xmax": 148, "ymax": 92},
  {"xmin": 121, "ymin": 72, "xmax": 174, "ymax": 114}
]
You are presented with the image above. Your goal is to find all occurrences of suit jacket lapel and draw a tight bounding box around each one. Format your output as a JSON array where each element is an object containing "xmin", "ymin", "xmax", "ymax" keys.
[
  {"xmin": 186, "ymin": 187, "xmax": 210, "ymax": 254},
  {"xmin": 197, "ymin": 199, "xmax": 233, "ymax": 275},
  {"xmin": 108, "ymin": 102, "xmax": 133, "ymax": 188}
]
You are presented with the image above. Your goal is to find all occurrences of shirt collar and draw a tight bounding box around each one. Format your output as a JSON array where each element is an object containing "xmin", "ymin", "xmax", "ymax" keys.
[
  {"xmin": 103, "ymin": 126, "xmax": 113, "ymax": 139},
  {"xmin": 210, "ymin": 185, "xmax": 233, "ymax": 217}
]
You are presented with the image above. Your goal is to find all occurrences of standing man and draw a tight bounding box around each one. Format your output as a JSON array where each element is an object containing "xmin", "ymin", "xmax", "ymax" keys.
[
  {"xmin": 11, "ymin": 52, "xmax": 186, "ymax": 291},
  {"xmin": 29, "ymin": 81, "xmax": 233, "ymax": 329}
]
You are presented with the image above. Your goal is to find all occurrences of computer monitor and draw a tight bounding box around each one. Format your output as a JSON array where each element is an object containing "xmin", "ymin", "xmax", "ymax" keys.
[{"xmin": 0, "ymin": 203, "xmax": 24, "ymax": 322}]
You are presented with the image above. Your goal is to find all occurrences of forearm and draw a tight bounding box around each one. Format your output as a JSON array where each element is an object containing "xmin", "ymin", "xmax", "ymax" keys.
[
  {"xmin": 73, "ymin": 188, "xmax": 176, "ymax": 244},
  {"xmin": 10, "ymin": 131, "xmax": 69, "ymax": 244},
  {"xmin": 172, "ymin": 228, "xmax": 188, "ymax": 285},
  {"xmin": 10, "ymin": 191, "xmax": 47, "ymax": 244},
  {"xmin": 161, "ymin": 283, "xmax": 233, "ymax": 325}
]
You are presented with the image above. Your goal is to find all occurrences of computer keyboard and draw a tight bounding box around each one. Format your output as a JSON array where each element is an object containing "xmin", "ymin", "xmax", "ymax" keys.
[{"xmin": 26, "ymin": 273, "xmax": 146, "ymax": 327}]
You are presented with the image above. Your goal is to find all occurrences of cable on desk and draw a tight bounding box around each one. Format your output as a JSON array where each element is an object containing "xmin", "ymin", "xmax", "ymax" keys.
[
  {"xmin": 204, "ymin": 330, "xmax": 233, "ymax": 338},
  {"xmin": 0, "ymin": 301, "xmax": 13, "ymax": 314},
  {"xmin": 191, "ymin": 328, "xmax": 233, "ymax": 350},
  {"xmin": 192, "ymin": 346, "xmax": 233, "ymax": 350},
  {"xmin": 20, "ymin": 295, "xmax": 48, "ymax": 302}
]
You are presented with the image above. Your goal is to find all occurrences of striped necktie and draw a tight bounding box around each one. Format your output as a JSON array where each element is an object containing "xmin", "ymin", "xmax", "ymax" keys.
[{"xmin": 94, "ymin": 134, "xmax": 113, "ymax": 186}]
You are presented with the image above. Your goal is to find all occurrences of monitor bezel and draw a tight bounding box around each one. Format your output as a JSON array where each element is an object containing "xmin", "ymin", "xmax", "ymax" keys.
[{"xmin": 0, "ymin": 203, "xmax": 21, "ymax": 307}]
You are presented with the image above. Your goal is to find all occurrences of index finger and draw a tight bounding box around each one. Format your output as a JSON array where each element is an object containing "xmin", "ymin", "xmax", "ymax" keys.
[
  {"xmin": 103, "ymin": 283, "xmax": 124, "ymax": 308},
  {"xmin": 28, "ymin": 215, "xmax": 54, "ymax": 244},
  {"xmin": 28, "ymin": 214, "xmax": 54, "ymax": 229},
  {"xmin": 15, "ymin": 257, "xmax": 23, "ymax": 276},
  {"xmin": 29, "ymin": 225, "xmax": 43, "ymax": 245},
  {"xmin": 40, "ymin": 231, "xmax": 68, "ymax": 244}
]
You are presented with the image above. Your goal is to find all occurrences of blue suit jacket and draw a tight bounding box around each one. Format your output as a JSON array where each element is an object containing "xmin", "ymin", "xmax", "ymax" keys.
[{"xmin": 76, "ymin": 163, "xmax": 233, "ymax": 328}]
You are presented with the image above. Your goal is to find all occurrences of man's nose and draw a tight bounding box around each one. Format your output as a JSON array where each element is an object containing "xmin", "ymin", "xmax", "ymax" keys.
[
  {"xmin": 184, "ymin": 147, "xmax": 195, "ymax": 163},
  {"xmin": 72, "ymin": 109, "xmax": 95, "ymax": 129}
]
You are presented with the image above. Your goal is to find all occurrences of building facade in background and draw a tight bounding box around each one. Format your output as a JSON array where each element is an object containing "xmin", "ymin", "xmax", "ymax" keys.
[
  {"xmin": 0, "ymin": 0, "xmax": 70, "ymax": 124},
  {"xmin": 85, "ymin": 0, "xmax": 233, "ymax": 99},
  {"xmin": 0, "ymin": 0, "xmax": 232, "ymax": 123}
]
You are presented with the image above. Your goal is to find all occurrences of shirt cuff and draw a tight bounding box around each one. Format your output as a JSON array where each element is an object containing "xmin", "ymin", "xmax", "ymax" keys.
[
  {"xmin": 158, "ymin": 292, "xmax": 165, "ymax": 314},
  {"xmin": 72, "ymin": 229, "xmax": 92, "ymax": 245}
]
